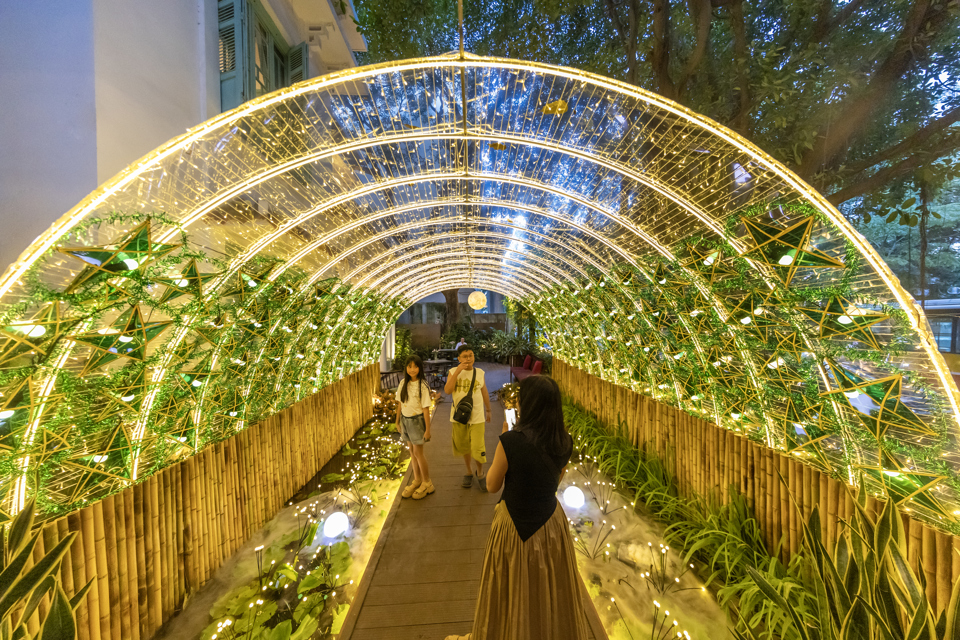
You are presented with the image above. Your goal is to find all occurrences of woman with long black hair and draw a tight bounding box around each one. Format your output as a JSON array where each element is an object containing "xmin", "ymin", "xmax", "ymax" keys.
[
  {"xmin": 395, "ymin": 354, "xmax": 434, "ymax": 499},
  {"xmin": 446, "ymin": 374, "xmax": 589, "ymax": 640}
]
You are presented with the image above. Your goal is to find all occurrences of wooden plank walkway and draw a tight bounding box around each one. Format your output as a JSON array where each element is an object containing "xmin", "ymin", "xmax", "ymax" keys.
[{"xmin": 340, "ymin": 363, "xmax": 606, "ymax": 640}]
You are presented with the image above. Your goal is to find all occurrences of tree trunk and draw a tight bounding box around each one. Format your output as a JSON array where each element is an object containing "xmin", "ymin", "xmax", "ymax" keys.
[{"xmin": 442, "ymin": 289, "xmax": 461, "ymax": 335}]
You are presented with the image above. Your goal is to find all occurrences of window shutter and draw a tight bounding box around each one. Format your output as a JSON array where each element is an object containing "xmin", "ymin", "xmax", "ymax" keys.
[
  {"xmin": 287, "ymin": 42, "xmax": 309, "ymax": 85},
  {"xmin": 218, "ymin": 0, "xmax": 250, "ymax": 112}
]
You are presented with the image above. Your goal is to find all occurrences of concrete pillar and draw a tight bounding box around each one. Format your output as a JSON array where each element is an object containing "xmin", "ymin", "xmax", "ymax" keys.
[{"xmin": 380, "ymin": 324, "xmax": 395, "ymax": 372}]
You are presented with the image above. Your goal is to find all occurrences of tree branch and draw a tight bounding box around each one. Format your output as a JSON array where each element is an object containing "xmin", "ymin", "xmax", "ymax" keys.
[
  {"xmin": 604, "ymin": 0, "xmax": 636, "ymax": 83},
  {"xmin": 676, "ymin": 0, "xmax": 712, "ymax": 101},
  {"xmin": 728, "ymin": 0, "xmax": 751, "ymax": 133},
  {"xmin": 651, "ymin": 0, "xmax": 676, "ymax": 99},
  {"xmin": 826, "ymin": 136, "xmax": 959, "ymax": 204},
  {"xmin": 839, "ymin": 105, "xmax": 960, "ymax": 179},
  {"xmin": 797, "ymin": 0, "xmax": 952, "ymax": 179},
  {"xmin": 813, "ymin": 0, "xmax": 869, "ymax": 43}
]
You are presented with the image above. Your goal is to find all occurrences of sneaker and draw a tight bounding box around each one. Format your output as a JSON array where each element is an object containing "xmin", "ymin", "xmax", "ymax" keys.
[
  {"xmin": 476, "ymin": 472, "xmax": 487, "ymax": 492},
  {"xmin": 413, "ymin": 481, "xmax": 435, "ymax": 499},
  {"xmin": 401, "ymin": 479, "xmax": 421, "ymax": 498},
  {"xmin": 461, "ymin": 474, "xmax": 473, "ymax": 488}
]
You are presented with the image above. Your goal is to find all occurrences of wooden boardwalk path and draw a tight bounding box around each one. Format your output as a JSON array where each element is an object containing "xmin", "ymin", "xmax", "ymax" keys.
[{"xmin": 340, "ymin": 363, "xmax": 605, "ymax": 640}]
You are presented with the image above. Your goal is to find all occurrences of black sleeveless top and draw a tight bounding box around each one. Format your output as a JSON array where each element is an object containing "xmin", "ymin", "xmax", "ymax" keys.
[{"xmin": 499, "ymin": 430, "xmax": 572, "ymax": 542}]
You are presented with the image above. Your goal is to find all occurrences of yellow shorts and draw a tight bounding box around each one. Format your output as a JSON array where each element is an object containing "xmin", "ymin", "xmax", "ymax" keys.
[{"xmin": 451, "ymin": 422, "xmax": 486, "ymax": 463}]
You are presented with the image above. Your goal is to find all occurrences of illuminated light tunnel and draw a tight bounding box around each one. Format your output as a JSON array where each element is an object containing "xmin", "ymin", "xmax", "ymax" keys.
[{"xmin": 1, "ymin": 54, "xmax": 958, "ymax": 529}]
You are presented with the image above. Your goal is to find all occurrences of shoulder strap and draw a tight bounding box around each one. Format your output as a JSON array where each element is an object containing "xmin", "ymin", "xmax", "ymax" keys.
[{"xmin": 466, "ymin": 368, "xmax": 477, "ymax": 395}]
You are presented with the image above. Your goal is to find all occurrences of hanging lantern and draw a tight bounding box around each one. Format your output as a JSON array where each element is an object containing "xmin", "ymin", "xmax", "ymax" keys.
[{"xmin": 468, "ymin": 291, "xmax": 487, "ymax": 310}]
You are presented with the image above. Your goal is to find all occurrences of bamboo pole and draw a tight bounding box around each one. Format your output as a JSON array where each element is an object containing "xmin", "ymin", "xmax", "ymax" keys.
[
  {"xmin": 99, "ymin": 496, "xmax": 121, "ymax": 640},
  {"xmin": 79, "ymin": 505, "xmax": 102, "ymax": 640},
  {"xmin": 112, "ymin": 488, "xmax": 133, "ymax": 640},
  {"xmin": 123, "ymin": 487, "xmax": 139, "ymax": 640}
]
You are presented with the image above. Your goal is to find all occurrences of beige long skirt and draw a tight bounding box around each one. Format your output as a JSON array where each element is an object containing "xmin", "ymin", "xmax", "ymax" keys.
[{"xmin": 471, "ymin": 500, "xmax": 590, "ymax": 640}]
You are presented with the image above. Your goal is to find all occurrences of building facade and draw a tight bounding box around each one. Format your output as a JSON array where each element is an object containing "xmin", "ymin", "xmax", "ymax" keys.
[{"xmin": 0, "ymin": 0, "xmax": 365, "ymax": 272}]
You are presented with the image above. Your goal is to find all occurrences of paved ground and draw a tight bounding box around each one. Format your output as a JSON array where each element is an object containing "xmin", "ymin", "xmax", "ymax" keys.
[{"xmin": 342, "ymin": 363, "xmax": 603, "ymax": 640}]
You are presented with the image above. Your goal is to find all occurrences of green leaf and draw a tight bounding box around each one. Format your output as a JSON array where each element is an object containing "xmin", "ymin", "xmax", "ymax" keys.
[
  {"xmin": 278, "ymin": 564, "xmax": 299, "ymax": 583},
  {"xmin": 266, "ymin": 620, "xmax": 292, "ymax": 640},
  {"xmin": 39, "ymin": 585, "xmax": 76, "ymax": 640},
  {"xmin": 330, "ymin": 603, "xmax": 350, "ymax": 634},
  {"xmin": 291, "ymin": 617, "xmax": 319, "ymax": 640},
  {"xmin": 856, "ymin": 595, "xmax": 899, "ymax": 640},
  {"xmin": 68, "ymin": 579, "xmax": 93, "ymax": 611},
  {"xmin": 902, "ymin": 197, "xmax": 917, "ymax": 209},
  {"xmin": 7, "ymin": 500, "xmax": 36, "ymax": 557},
  {"xmin": 944, "ymin": 567, "xmax": 960, "ymax": 640},
  {"xmin": 745, "ymin": 566, "xmax": 812, "ymax": 640},
  {"xmin": 19, "ymin": 575, "xmax": 55, "ymax": 628},
  {"xmin": 839, "ymin": 596, "xmax": 870, "ymax": 640},
  {"xmin": 0, "ymin": 532, "xmax": 40, "ymax": 606},
  {"xmin": 297, "ymin": 573, "xmax": 323, "ymax": 594}
]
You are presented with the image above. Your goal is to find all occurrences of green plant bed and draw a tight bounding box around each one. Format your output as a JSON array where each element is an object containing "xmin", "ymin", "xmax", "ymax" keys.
[
  {"xmin": 562, "ymin": 456, "xmax": 733, "ymax": 639},
  {"xmin": 192, "ymin": 417, "xmax": 408, "ymax": 640},
  {"xmin": 562, "ymin": 397, "xmax": 960, "ymax": 640}
]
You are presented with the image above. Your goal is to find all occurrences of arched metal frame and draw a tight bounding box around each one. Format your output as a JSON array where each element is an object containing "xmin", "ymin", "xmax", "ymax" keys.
[{"xmin": 1, "ymin": 54, "xmax": 958, "ymax": 526}]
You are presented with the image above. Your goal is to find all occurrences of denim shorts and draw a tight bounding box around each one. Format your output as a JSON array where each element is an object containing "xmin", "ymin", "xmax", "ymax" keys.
[{"xmin": 400, "ymin": 414, "xmax": 427, "ymax": 445}]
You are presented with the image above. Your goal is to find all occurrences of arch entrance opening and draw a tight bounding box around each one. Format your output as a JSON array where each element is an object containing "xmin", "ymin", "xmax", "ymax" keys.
[{"xmin": 1, "ymin": 54, "xmax": 958, "ymax": 528}]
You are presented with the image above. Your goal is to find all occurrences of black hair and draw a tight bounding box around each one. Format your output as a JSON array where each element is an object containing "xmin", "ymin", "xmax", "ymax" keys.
[
  {"xmin": 514, "ymin": 375, "xmax": 572, "ymax": 459},
  {"xmin": 456, "ymin": 344, "xmax": 473, "ymax": 356},
  {"xmin": 400, "ymin": 354, "xmax": 429, "ymax": 404}
]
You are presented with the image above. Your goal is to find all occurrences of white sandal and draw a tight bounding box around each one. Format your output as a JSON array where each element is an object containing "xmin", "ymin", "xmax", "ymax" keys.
[{"xmin": 401, "ymin": 478, "xmax": 421, "ymax": 498}]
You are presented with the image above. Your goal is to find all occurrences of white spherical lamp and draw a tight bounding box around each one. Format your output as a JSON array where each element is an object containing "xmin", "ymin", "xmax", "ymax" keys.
[
  {"xmin": 562, "ymin": 486, "xmax": 585, "ymax": 509},
  {"xmin": 468, "ymin": 291, "xmax": 487, "ymax": 310},
  {"xmin": 323, "ymin": 511, "xmax": 350, "ymax": 538}
]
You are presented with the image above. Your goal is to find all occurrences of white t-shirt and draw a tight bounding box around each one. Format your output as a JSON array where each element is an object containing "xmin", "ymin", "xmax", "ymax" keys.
[
  {"xmin": 448, "ymin": 367, "xmax": 485, "ymax": 424},
  {"xmin": 397, "ymin": 378, "xmax": 431, "ymax": 417}
]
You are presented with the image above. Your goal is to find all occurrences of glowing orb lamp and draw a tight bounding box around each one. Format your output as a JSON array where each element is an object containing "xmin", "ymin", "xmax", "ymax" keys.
[
  {"xmin": 323, "ymin": 511, "xmax": 349, "ymax": 538},
  {"xmin": 562, "ymin": 486, "xmax": 585, "ymax": 509},
  {"xmin": 468, "ymin": 291, "xmax": 487, "ymax": 310}
]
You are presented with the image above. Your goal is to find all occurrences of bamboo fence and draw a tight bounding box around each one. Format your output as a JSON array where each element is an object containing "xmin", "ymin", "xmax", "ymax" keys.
[
  {"xmin": 553, "ymin": 358, "xmax": 960, "ymax": 614},
  {"xmin": 22, "ymin": 363, "xmax": 378, "ymax": 640}
]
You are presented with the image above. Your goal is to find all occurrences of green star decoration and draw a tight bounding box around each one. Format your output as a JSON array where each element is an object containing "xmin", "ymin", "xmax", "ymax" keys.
[
  {"xmin": 0, "ymin": 376, "xmax": 61, "ymax": 452},
  {"xmin": 797, "ymin": 296, "xmax": 888, "ymax": 350},
  {"xmin": 63, "ymin": 421, "xmax": 132, "ymax": 502},
  {"xmin": 858, "ymin": 451, "xmax": 952, "ymax": 520},
  {"xmin": 0, "ymin": 302, "xmax": 80, "ymax": 367},
  {"xmin": 94, "ymin": 367, "xmax": 149, "ymax": 421},
  {"xmin": 58, "ymin": 221, "xmax": 181, "ymax": 293},
  {"xmin": 222, "ymin": 266, "xmax": 273, "ymax": 304},
  {"xmin": 741, "ymin": 216, "xmax": 845, "ymax": 287},
  {"xmin": 821, "ymin": 361, "xmax": 933, "ymax": 440},
  {"xmin": 681, "ymin": 246, "xmax": 736, "ymax": 284},
  {"xmin": 155, "ymin": 259, "xmax": 222, "ymax": 304},
  {"xmin": 72, "ymin": 305, "xmax": 172, "ymax": 374}
]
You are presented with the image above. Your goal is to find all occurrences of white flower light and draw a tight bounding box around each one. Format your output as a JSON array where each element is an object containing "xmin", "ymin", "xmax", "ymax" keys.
[
  {"xmin": 837, "ymin": 315, "xmax": 853, "ymax": 325},
  {"xmin": 778, "ymin": 254, "xmax": 794, "ymax": 266},
  {"xmin": 0, "ymin": 410, "xmax": 15, "ymax": 419},
  {"xmin": 562, "ymin": 486, "xmax": 585, "ymax": 509},
  {"xmin": 122, "ymin": 258, "xmax": 140, "ymax": 270}
]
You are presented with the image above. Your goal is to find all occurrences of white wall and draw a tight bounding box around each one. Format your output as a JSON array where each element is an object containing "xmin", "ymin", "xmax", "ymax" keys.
[
  {"xmin": 92, "ymin": 0, "xmax": 220, "ymax": 184},
  {"xmin": 0, "ymin": 0, "xmax": 221, "ymax": 273},
  {"xmin": 0, "ymin": 2, "xmax": 99, "ymax": 272}
]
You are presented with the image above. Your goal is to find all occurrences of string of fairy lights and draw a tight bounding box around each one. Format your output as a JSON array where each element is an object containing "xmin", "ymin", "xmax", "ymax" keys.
[{"xmin": 0, "ymin": 55, "xmax": 956, "ymax": 528}]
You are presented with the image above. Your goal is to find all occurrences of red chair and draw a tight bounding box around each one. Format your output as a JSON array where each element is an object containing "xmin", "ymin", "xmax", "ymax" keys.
[
  {"xmin": 514, "ymin": 360, "xmax": 542, "ymax": 382},
  {"xmin": 510, "ymin": 355, "xmax": 533, "ymax": 382}
]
